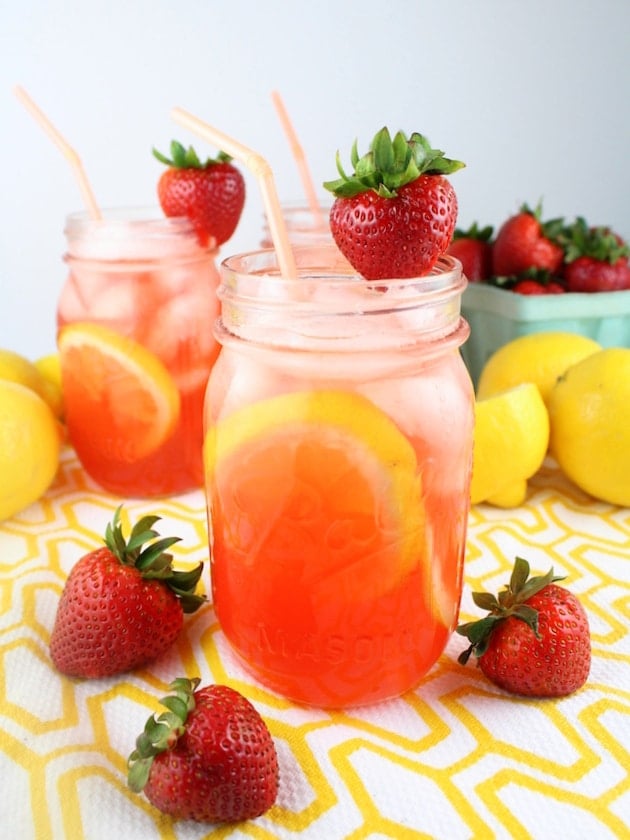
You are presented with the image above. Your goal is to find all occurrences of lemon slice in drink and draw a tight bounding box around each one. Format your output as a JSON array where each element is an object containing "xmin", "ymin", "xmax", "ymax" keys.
[
  {"xmin": 471, "ymin": 383, "xmax": 549, "ymax": 507},
  {"xmin": 205, "ymin": 390, "xmax": 424, "ymax": 601},
  {"xmin": 58, "ymin": 323, "xmax": 180, "ymax": 463}
]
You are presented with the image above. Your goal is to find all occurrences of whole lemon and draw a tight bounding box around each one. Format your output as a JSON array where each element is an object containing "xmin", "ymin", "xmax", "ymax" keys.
[
  {"xmin": 548, "ymin": 348, "xmax": 630, "ymax": 506},
  {"xmin": 0, "ymin": 348, "xmax": 62, "ymax": 418},
  {"xmin": 34, "ymin": 352, "xmax": 64, "ymax": 420},
  {"xmin": 0, "ymin": 380, "xmax": 61, "ymax": 521},
  {"xmin": 471, "ymin": 383, "xmax": 550, "ymax": 508},
  {"xmin": 477, "ymin": 331, "xmax": 602, "ymax": 407}
]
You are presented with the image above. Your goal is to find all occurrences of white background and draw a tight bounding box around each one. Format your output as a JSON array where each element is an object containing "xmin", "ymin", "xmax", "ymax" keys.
[{"xmin": 2, "ymin": 0, "xmax": 629, "ymax": 359}]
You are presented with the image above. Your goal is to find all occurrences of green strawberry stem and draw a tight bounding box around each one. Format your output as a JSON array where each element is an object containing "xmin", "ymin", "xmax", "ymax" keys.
[
  {"xmin": 128, "ymin": 677, "xmax": 199, "ymax": 793},
  {"xmin": 452, "ymin": 222, "xmax": 494, "ymax": 242},
  {"xmin": 520, "ymin": 201, "xmax": 566, "ymax": 243},
  {"xmin": 456, "ymin": 557, "xmax": 565, "ymax": 664},
  {"xmin": 557, "ymin": 216, "xmax": 629, "ymax": 264},
  {"xmin": 153, "ymin": 139, "xmax": 232, "ymax": 169},
  {"xmin": 105, "ymin": 506, "xmax": 205, "ymax": 613},
  {"xmin": 323, "ymin": 127, "xmax": 465, "ymax": 199}
]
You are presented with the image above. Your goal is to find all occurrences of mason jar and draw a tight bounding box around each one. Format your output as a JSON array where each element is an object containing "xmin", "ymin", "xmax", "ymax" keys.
[
  {"xmin": 57, "ymin": 208, "xmax": 220, "ymax": 497},
  {"xmin": 203, "ymin": 244, "xmax": 474, "ymax": 708}
]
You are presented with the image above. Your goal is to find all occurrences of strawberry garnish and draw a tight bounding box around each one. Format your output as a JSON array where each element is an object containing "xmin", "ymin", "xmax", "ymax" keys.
[
  {"xmin": 457, "ymin": 557, "xmax": 591, "ymax": 697},
  {"xmin": 447, "ymin": 222, "xmax": 494, "ymax": 282},
  {"xmin": 128, "ymin": 677, "xmax": 279, "ymax": 823},
  {"xmin": 491, "ymin": 203, "xmax": 565, "ymax": 278},
  {"xmin": 50, "ymin": 507, "xmax": 205, "ymax": 678},
  {"xmin": 153, "ymin": 140, "xmax": 245, "ymax": 247},
  {"xmin": 324, "ymin": 127, "xmax": 464, "ymax": 280},
  {"xmin": 559, "ymin": 217, "xmax": 630, "ymax": 292}
]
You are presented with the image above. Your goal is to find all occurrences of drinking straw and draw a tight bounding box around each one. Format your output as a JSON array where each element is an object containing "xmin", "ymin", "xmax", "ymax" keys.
[
  {"xmin": 171, "ymin": 106, "xmax": 297, "ymax": 279},
  {"xmin": 270, "ymin": 90, "xmax": 326, "ymax": 228},
  {"xmin": 14, "ymin": 85, "xmax": 101, "ymax": 220}
]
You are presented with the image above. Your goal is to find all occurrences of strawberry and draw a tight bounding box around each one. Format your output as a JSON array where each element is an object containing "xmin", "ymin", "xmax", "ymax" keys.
[
  {"xmin": 491, "ymin": 203, "xmax": 565, "ymax": 278},
  {"xmin": 128, "ymin": 677, "xmax": 279, "ymax": 823},
  {"xmin": 456, "ymin": 557, "xmax": 591, "ymax": 697},
  {"xmin": 153, "ymin": 140, "xmax": 245, "ymax": 247},
  {"xmin": 512, "ymin": 277, "xmax": 566, "ymax": 295},
  {"xmin": 50, "ymin": 507, "xmax": 205, "ymax": 678},
  {"xmin": 559, "ymin": 217, "xmax": 630, "ymax": 292},
  {"xmin": 447, "ymin": 222, "xmax": 494, "ymax": 282},
  {"xmin": 323, "ymin": 127, "xmax": 465, "ymax": 280}
]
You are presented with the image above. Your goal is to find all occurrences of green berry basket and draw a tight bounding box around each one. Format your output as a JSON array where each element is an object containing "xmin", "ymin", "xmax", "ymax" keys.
[{"xmin": 461, "ymin": 283, "xmax": 630, "ymax": 387}]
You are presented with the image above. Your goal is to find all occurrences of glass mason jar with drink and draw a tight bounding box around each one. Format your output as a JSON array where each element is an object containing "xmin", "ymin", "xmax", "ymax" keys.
[
  {"xmin": 203, "ymin": 245, "xmax": 474, "ymax": 708},
  {"xmin": 57, "ymin": 208, "xmax": 220, "ymax": 497}
]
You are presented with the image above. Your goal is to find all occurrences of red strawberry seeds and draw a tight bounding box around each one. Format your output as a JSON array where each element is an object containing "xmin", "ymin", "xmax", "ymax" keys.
[
  {"xmin": 128, "ymin": 678, "xmax": 279, "ymax": 823},
  {"xmin": 491, "ymin": 204, "xmax": 564, "ymax": 278},
  {"xmin": 49, "ymin": 507, "xmax": 205, "ymax": 678},
  {"xmin": 154, "ymin": 140, "xmax": 245, "ymax": 247},
  {"xmin": 457, "ymin": 557, "xmax": 591, "ymax": 697},
  {"xmin": 324, "ymin": 128, "xmax": 464, "ymax": 280}
]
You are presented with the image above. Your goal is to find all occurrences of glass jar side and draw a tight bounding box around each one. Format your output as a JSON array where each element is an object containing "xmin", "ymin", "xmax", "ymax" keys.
[
  {"xmin": 203, "ymin": 249, "xmax": 474, "ymax": 707},
  {"xmin": 58, "ymin": 208, "xmax": 221, "ymax": 497}
]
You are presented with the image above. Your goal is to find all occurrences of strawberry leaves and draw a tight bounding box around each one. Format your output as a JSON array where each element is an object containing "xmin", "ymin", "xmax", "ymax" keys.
[
  {"xmin": 128, "ymin": 677, "xmax": 198, "ymax": 793},
  {"xmin": 324, "ymin": 127, "xmax": 465, "ymax": 198},
  {"xmin": 457, "ymin": 557, "xmax": 564, "ymax": 663},
  {"xmin": 104, "ymin": 506, "xmax": 205, "ymax": 613},
  {"xmin": 153, "ymin": 140, "xmax": 232, "ymax": 170}
]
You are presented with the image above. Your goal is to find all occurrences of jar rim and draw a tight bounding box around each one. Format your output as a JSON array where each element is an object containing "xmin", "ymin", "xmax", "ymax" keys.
[
  {"xmin": 64, "ymin": 207, "xmax": 218, "ymax": 260},
  {"xmin": 220, "ymin": 246, "xmax": 465, "ymax": 308}
]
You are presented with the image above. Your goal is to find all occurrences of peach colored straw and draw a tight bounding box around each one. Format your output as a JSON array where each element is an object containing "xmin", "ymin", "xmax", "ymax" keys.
[
  {"xmin": 171, "ymin": 106, "xmax": 296, "ymax": 278},
  {"xmin": 14, "ymin": 85, "xmax": 101, "ymax": 220},
  {"xmin": 270, "ymin": 90, "xmax": 326, "ymax": 228}
]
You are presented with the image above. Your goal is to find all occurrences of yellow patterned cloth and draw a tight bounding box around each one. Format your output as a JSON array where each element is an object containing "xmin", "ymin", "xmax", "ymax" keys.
[{"xmin": 1, "ymin": 446, "xmax": 629, "ymax": 839}]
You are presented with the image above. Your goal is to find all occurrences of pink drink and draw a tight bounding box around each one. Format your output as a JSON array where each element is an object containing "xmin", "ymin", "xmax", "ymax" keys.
[
  {"xmin": 57, "ymin": 209, "xmax": 220, "ymax": 496},
  {"xmin": 203, "ymin": 247, "xmax": 474, "ymax": 707}
]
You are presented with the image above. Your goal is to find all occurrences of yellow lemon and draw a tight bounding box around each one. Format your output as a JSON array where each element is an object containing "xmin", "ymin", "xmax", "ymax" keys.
[
  {"xmin": 0, "ymin": 347, "xmax": 64, "ymax": 416},
  {"xmin": 548, "ymin": 348, "xmax": 630, "ymax": 506},
  {"xmin": 471, "ymin": 383, "xmax": 550, "ymax": 507},
  {"xmin": 34, "ymin": 352, "xmax": 64, "ymax": 420},
  {"xmin": 477, "ymin": 331, "xmax": 602, "ymax": 407},
  {"xmin": 0, "ymin": 380, "xmax": 61, "ymax": 521},
  {"xmin": 58, "ymin": 323, "xmax": 181, "ymax": 463}
]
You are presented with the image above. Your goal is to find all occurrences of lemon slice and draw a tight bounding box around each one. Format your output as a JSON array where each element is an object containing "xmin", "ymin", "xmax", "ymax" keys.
[
  {"xmin": 477, "ymin": 331, "xmax": 601, "ymax": 407},
  {"xmin": 471, "ymin": 383, "xmax": 549, "ymax": 507},
  {"xmin": 205, "ymin": 390, "xmax": 424, "ymax": 601},
  {"xmin": 58, "ymin": 322, "xmax": 180, "ymax": 463}
]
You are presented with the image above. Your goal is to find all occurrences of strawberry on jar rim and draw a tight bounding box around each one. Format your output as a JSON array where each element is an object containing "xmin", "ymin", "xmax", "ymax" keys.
[
  {"xmin": 491, "ymin": 203, "xmax": 565, "ymax": 278},
  {"xmin": 323, "ymin": 127, "xmax": 465, "ymax": 280},
  {"xmin": 50, "ymin": 507, "xmax": 205, "ymax": 678},
  {"xmin": 457, "ymin": 557, "xmax": 591, "ymax": 697},
  {"xmin": 128, "ymin": 677, "xmax": 279, "ymax": 823},
  {"xmin": 447, "ymin": 222, "xmax": 494, "ymax": 282},
  {"xmin": 560, "ymin": 216, "xmax": 630, "ymax": 292},
  {"xmin": 154, "ymin": 140, "xmax": 245, "ymax": 248}
]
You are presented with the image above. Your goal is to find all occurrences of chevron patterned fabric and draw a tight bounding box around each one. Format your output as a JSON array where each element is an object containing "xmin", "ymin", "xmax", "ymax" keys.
[{"xmin": 1, "ymin": 447, "xmax": 629, "ymax": 839}]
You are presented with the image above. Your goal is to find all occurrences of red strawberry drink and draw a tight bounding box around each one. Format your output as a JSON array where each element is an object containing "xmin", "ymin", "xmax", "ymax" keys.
[
  {"xmin": 57, "ymin": 208, "xmax": 221, "ymax": 496},
  {"xmin": 203, "ymin": 242, "xmax": 474, "ymax": 708}
]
